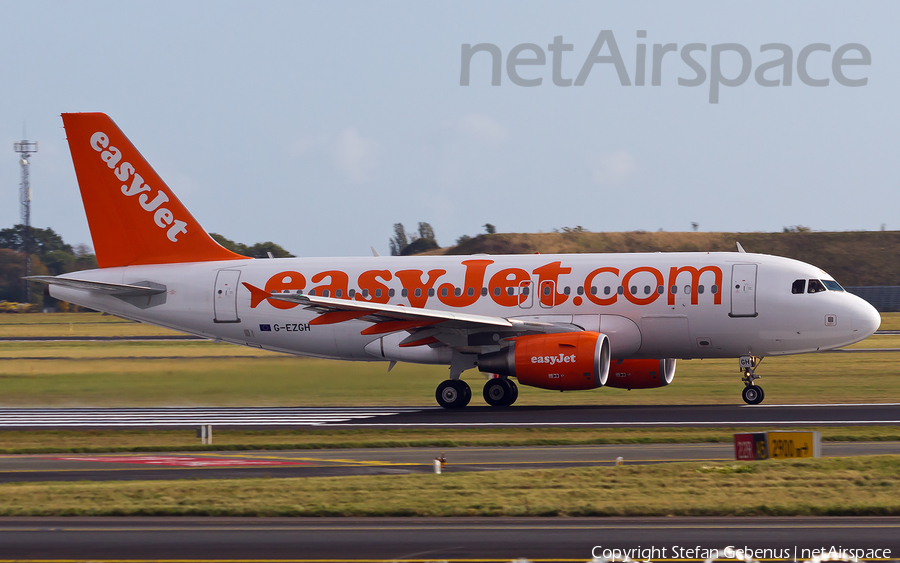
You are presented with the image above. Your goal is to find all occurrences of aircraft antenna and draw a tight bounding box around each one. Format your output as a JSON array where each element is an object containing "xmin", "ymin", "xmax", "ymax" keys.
[{"xmin": 13, "ymin": 136, "xmax": 38, "ymax": 303}]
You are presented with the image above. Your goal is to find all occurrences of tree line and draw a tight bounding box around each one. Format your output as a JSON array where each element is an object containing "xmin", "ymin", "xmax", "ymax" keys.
[{"xmin": 0, "ymin": 226, "xmax": 295, "ymax": 310}]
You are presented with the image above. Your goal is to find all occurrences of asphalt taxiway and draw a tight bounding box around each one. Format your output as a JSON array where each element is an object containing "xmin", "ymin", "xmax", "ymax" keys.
[
  {"xmin": 2, "ymin": 441, "xmax": 899, "ymax": 483},
  {"xmin": 0, "ymin": 516, "xmax": 898, "ymax": 561}
]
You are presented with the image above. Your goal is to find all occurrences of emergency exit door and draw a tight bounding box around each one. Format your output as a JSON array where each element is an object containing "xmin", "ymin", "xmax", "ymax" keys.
[
  {"xmin": 214, "ymin": 270, "xmax": 242, "ymax": 323},
  {"xmin": 730, "ymin": 264, "xmax": 758, "ymax": 317}
]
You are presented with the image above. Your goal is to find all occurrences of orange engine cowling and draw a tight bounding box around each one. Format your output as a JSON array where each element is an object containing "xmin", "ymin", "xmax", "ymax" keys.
[
  {"xmin": 605, "ymin": 358, "xmax": 676, "ymax": 389},
  {"xmin": 476, "ymin": 332, "xmax": 610, "ymax": 391}
]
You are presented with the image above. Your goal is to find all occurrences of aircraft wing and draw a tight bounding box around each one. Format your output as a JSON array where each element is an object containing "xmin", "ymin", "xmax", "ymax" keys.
[
  {"xmin": 244, "ymin": 282, "xmax": 572, "ymax": 340},
  {"xmin": 26, "ymin": 276, "xmax": 166, "ymax": 297}
]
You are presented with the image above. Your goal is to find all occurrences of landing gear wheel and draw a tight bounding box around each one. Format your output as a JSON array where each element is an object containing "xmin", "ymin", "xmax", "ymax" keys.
[
  {"xmin": 460, "ymin": 380, "xmax": 472, "ymax": 407},
  {"xmin": 436, "ymin": 379, "xmax": 471, "ymax": 409},
  {"xmin": 483, "ymin": 378, "xmax": 516, "ymax": 407},
  {"xmin": 742, "ymin": 385, "xmax": 765, "ymax": 405}
]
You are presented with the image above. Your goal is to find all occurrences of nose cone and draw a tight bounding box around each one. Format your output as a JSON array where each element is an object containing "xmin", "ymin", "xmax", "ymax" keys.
[{"xmin": 851, "ymin": 298, "xmax": 881, "ymax": 339}]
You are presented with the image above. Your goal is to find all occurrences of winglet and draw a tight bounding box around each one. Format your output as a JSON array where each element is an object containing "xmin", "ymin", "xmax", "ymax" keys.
[
  {"xmin": 736, "ymin": 242, "xmax": 746, "ymax": 253},
  {"xmin": 61, "ymin": 113, "xmax": 245, "ymax": 268}
]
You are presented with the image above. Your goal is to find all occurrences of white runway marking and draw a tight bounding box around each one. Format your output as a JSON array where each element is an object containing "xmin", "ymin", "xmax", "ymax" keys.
[{"xmin": 0, "ymin": 407, "xmax": 429, "ymax": 427}]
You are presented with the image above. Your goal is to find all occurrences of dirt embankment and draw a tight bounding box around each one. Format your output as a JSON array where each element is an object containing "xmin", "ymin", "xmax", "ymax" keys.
[{"xmin": 436, "ymin": 231, "xmax": 900, "ymax": 287}]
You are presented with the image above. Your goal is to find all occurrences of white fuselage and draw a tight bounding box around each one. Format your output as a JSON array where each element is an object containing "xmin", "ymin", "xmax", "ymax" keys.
[{"xmin": 50, "ymin": 251, "xmax": 880, "ymax": 364}]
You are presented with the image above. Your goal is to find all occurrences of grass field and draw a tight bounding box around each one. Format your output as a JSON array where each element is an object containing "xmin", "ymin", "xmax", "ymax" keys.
[
  {"xmin": 0, "ymin": 456, "xmax": 898, "ymax": 517},
  {"xmin": 1, "ymin": 313, "xmax": 899, "ymax": 407},
  {"xmin": 1, "ymin": 314, "xmax": 899, "ymax": 517}
]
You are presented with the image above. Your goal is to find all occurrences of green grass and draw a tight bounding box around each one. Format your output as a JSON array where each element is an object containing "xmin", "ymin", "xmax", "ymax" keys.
[
  {"xmin": 1, "ymin": 426, "xmax": 899, "ymax": 455},
  {"xmin": 1, "ymin": 455, "xmax": 899, "ymax": 516},
  {"xmin": 0, "ymin": 312, "xmax": 899, "ymax": 407},
  {"xmin": 3, "ymin": 342, "xmax": 900, "ymax": 407}
]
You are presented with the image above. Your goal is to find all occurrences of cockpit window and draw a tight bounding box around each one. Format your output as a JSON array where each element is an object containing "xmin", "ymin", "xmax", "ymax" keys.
[
  {"xmin": 807, "ymin": 279, "xmax": 827, "ymax": 293},
  {"xmin": 822, "ymin": 279, "xmax": 844, "ymax": 292},
  {"xmin": 792, "ymin": 279, "xmax": 806, "ymax": 294}
]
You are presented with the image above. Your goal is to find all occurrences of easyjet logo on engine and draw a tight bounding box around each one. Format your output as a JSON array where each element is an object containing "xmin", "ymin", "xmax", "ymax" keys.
[
  {"xmin": 531, "ymin": 353, "xmax": 576, "ymax": 365},
  {"xmin": 90, "ymin": 132, "xmax": 188, "ymax": 242},
  {"xmin": 252, "ymin": 260, "xmax": 723, "ymax": 310}
]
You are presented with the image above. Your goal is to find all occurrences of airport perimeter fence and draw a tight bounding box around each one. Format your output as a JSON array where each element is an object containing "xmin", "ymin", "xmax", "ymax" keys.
[{"xmin": 845, "ymin": 286, "xmax": 900, "ymax": 312}]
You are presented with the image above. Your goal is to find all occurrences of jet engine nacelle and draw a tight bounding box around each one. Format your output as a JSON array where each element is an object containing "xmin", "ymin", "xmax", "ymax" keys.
[
  {"xmin": 605, "ymin": 358, "xmax": 676, "ymax": 390},
  {"xmin": 477, "ymin": 331, "xmax": 610, "ymax": 391}
]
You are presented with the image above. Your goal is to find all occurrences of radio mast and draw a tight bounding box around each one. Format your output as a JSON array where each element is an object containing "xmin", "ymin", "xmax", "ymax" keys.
[{"xmin": 13, "ymin": 136, "xmax": 38, "ymax": 303}]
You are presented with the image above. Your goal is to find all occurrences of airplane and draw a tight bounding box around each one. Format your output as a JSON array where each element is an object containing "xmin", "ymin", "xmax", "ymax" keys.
[{"xmin": 29, "ymin": 112, "xmax": 881, "ymax": 409}]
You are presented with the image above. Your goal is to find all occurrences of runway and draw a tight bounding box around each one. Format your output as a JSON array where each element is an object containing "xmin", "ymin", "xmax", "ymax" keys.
[
  {"xmin": 0, "ymin": 403, "xmax": 898, "ymax": 428},
  {"xmin": 2, "ymin": 441, "xmax": 898, "ymax": 483},
  {"xmin": 0, "ymin": 516, "xmax": 897, "ymax": 561}
]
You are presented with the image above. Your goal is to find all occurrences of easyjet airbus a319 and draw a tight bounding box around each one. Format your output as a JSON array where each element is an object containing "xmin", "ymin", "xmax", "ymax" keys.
[{"xmin": 30, "ymin": 113, "xmax": 881, "ymax": 408}]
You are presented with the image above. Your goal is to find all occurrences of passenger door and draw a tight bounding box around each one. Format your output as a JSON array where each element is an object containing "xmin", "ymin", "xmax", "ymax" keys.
[
  {"xmin": 214, "ymin": 270, "xmax": 242, "ymax": 323},
  {"xmin": 730, "ymin": 264, "xmax": 758, "ymax": 317}
]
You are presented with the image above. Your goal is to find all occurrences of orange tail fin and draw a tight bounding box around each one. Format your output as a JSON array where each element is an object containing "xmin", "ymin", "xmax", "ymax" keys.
[{"xmin": 62, "ymin": 113, "xmax": 244, "ymax": 268}]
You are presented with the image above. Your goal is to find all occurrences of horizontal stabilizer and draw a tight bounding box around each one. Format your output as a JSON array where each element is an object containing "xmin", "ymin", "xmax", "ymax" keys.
[{"xmin": 26, "ymin": 276, "xmax": 166, "ymax": 297}]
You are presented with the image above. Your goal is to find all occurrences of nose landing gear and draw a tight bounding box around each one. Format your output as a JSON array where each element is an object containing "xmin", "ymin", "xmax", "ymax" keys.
[{"xmin": 740, "ymin": 355, "xmax": 765, "ymax": 405}]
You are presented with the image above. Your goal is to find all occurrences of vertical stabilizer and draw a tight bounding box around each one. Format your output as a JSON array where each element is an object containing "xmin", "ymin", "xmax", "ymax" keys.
[{"xmin": 62, "ymin": 112, "xmax": 244, "ymax": 268}]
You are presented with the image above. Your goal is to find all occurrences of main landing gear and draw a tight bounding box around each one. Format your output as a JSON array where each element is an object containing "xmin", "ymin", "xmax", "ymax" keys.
[
  {"xmin": 483, "ymin": 377, "xmax": 518, "ymax": 407},
  {"xmin": 435, "ymin": 377, "xmax": 519, "ymax": 408},
  {"xmin": 436, "ymin": 379, "xmax": 471, "ymax": 409},
  {"xmin": 740, "ymin": 355, "xmax": 765, "ymax": 405}
]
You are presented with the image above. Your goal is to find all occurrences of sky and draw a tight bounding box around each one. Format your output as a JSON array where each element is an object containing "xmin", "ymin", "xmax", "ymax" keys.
[{"xmin": 0, "ymin": 1, "xmax": 897, "ymax": 257}]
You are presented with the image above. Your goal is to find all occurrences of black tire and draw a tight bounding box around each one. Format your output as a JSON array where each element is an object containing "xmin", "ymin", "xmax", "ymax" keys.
[
  {"xmin": 483, "ymin": 378, "xmax": 513, "ymax": 407},
  {"xmin": 459, "ymin": 380, "xmax": 472, "ymax": 407},
  {"xmin": 742, "ymin": 385, "xmax": 764, "ymax": 405},
  {"xmin": 506, "ymin": 379, "xmax": 519, "ymax": 406},
  {"xmin": 436, "ymin": 379, "xmax": 468, "ymax": 409}
]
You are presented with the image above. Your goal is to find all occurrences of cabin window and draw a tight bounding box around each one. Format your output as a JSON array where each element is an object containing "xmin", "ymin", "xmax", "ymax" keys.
[
  {"xmin": 467, "ymin": 287, "xmax": 474, "ymax": 296},
  {"xmin": 322, "ymin": 290, "xmax": 330, "ymax": 297},
  {"xmin": 617, "ymin": 286, "xmax": 624, "ymax": 295},
  {"xmin": 388, "ymin": 288, "xmax": 395, "ymax": 297},
  {"xmin": 670, "ymin": 285, "xmax": 678, "ymax": 294},
  {"xmin": 698, "ymin": 285, "xmax": 705, "ymax": 294},
  {"xmin": 507, "ymin": 287, "xmax": 515, "ymax": 296},
  {"xmin": 563, "ymin": 286, "xmax": 571, "ymax": 296},
  {"xmin": 577, "ymin": 286, "xmax": 584, "ymax": 295},
  {"xmin": 792, "ymin": 279, "xmax": 806, "ymax": 294},
  {"xmin": 643, "ymin": 285, "xmax": 651, "ymax": 295},
  {"xmin": 493, "ymin": 287, "xmax": 501, "ymax": 296},
  {"xmin": 711, "ymin": 285, "xmax": 719, "ymax": 294},
  {"xmin": 481, "ymin": 287, "xmax": 488, "ymax": 296},
  {"xmin": 335, "ymin": 289, "xmax": 343, "ymax": 298},
  {"xmin": 401, "ymin": 288, "xmax": 408, "ymax": 297},
  {"xmin": 414, "ymin": 288, "xmax": 422, "ymax": 297},
  {"xmin": 309, "ymin": 289, "xmax": 316, "ymax": 296},
  {"xmin": 455, "ymin": 287, "xmax": 462, "ymax": 297},
  {"xmin": 348, "ymin": 289, "xmax": 355, "ymax": 298},
  {"xmin": 822, "ymin": 280, "xmax": 844, "ymax": 292},
  {"xmin": 522, "ymin": 286, "xmax": 530, "ymax": 296},
  {"xmin": 657, "ymin": 286, "xmax": 664, "ymax": 294},
  {"xmin": 440, "ymin": 287, "xmax": 448, "ymax": 297},
  {"xmin": 807, "ymin": 279, "xmax": 827, "ymax": 293},
  {"xmin": 374, "ymin": 288, "xmax": 382, "ymax": 298},
  {"xmin": 684, "ymin": 285, "xmax": 691, "ymax": 295},
  {"xmin": 543, "ymin": 285, "xmax": 551, "ymax": 296},
  {"xmin": 428, "ymin": 288, "xmax": 435, "ymax": 297},
  {"xmin": 630, "ymin": 285, "xmax": 637, "ymax": 295}
]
